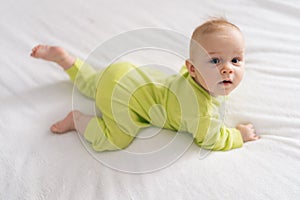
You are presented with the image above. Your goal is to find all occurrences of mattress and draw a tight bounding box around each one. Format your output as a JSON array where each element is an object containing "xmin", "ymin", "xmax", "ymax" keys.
[{"xmin": 1, "ymin": 0, "xmax": 299, "ymax": 199}]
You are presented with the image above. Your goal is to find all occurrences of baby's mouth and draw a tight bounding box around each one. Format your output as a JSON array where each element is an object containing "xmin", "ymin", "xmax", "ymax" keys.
[{"xmin": 218, "ymin": 79, "xmax": 233, "ymax": 85}]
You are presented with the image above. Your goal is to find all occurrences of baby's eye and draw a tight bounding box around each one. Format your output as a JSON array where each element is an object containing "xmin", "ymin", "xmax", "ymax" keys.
[
  {"xmin": 210, "ymin": 58, "xmax": 220, "ymax": 64},
  {"xmin": 232, "ymin": 57, "xmax": 241, "ymax": 64}
]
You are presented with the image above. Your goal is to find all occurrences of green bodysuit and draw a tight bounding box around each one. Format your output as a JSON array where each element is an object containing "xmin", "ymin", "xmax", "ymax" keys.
[{"xmin": 66, "ymin": 59, "xmax": 243, "ymax": 151}]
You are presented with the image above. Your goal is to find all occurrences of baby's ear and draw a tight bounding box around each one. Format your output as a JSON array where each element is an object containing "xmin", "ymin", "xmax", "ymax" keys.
[{"xmin": 185, "ymin": 59, "xmax": 196, "ymax": 77}]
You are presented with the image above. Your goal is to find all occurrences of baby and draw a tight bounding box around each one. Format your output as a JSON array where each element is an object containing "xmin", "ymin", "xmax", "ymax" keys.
[{"xmin": 31, "ymin": 18, "xmax": 260, "ymax": 151}]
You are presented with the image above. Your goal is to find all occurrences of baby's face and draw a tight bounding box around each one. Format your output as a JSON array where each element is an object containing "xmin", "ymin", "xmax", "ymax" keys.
[{"xmin": 188, "ymin": 27, "xmax": 245, "ymax": 96}]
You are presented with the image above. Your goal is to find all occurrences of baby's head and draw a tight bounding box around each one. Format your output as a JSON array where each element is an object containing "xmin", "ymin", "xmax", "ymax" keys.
[{"xmin": 186, "ymin": 18, "xmax": 245, "ymax": 96}]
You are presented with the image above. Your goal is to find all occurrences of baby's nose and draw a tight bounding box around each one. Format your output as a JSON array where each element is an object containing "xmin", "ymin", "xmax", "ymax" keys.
[{"xmin": 221, "ymin": 63, "xmax": 233, "ymax": 74}]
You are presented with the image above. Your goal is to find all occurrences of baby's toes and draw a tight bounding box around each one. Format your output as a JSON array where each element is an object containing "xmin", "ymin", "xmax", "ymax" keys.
[
  {"xmin": 50, "ymin": 123, "xmax": 60, "ymax": 133},
  {"xmin": 31, "ymin": 45, "xmax": 44, "ymax": 57},
  {"xmin": 51, "ymin": 121, "xmax": 66, "ymax": 134},
  {"xmin": 31, "ymin": 46, "xmax": 39, "ymax": 57},
  {"xmin": 32, "ymin": 45, "xmax": 40, "ymax": 52}
]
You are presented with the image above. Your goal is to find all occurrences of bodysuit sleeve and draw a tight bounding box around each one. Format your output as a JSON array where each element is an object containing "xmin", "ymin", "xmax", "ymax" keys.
[{"xmin": 194, "ymin": 116, "xmax": 243, "ymax": 151}]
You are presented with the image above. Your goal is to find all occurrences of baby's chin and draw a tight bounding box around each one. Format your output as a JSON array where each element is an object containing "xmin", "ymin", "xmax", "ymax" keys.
[
  {"xmin": 209, "ymin": 87, "xmax": 234, "ymax": 96},
  {"xmin": 215, "ymin": 91, "xmax": 231, "ymax": 96},
  {"xmin": 196, "ymin": 81, "xmax": 234, "ymax": 96},
  {"xmin": 212, "ymin": 82, "xmax": 238, "ymax": 96}
]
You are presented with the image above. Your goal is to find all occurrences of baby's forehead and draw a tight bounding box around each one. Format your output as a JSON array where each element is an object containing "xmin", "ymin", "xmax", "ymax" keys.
[
  {"xmin": 189, "ymin": 28, "xmax": 244, "ymax": 60},
  {"xmin": 191, "ymin": 24, "xmax": 244, "ymax": 51}
]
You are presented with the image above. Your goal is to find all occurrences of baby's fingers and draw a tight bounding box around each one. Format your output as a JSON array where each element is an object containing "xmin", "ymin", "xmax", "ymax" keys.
[
  {"xmin": 253, "ymin": 135, "xmax": 260, "ymax": 140},
  {"xmin": 249, "ymin": 132, "xmax": 260, "ymax": 141}
]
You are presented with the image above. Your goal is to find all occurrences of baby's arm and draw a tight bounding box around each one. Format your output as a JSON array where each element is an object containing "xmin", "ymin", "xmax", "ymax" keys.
[
  {"xmin": 194, "ymin": 117, "xmax": 260, "ymax": 151},
  {"xmin": 194, "ymin": 116, "xmax": 244, "ymax": 151},
  {"xmin": 236, "ymin": 123, "xmax": 260, "ymax": 142}
]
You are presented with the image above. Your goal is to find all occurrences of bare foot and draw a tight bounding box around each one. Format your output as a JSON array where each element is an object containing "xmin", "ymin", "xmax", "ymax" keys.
[
  {"xmin": 31, "ymin": 45, "xmax": 75, "ymax": 70},
  {"xmin": 51, "ymin": 110, "xmax": 82, "ymax": 134}
]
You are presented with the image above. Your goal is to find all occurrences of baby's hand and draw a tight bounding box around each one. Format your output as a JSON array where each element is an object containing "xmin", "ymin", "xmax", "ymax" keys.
[{"xmin": 236, "ymin": 123, "xmax": 260, "ymax": 142}]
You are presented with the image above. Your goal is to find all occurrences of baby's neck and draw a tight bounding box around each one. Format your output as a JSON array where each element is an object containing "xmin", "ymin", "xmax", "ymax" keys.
[{"xmin": 192, "ymin": 77, "xmax": 217, "ymax": 97}]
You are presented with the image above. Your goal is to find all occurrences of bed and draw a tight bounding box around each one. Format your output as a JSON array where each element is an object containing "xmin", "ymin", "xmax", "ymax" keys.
[{"xmin": 1, "ymin": 0, "xmax": 299, "ymax": 199}]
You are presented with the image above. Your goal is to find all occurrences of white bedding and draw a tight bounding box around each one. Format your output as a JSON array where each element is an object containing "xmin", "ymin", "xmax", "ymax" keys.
[{"xmin": 1, "ymin": 0, "xmax": 300, "ymax": 199}]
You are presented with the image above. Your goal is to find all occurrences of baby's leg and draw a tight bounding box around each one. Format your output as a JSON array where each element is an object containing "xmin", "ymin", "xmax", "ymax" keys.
[
  {"xmin": 31, "ymin": 45, "xmax": 75, "ymax": 70},
  {"xmin": 51, "ymin": 110, "xmax": 92, "ymax": 134},
  {"xmin": 32, "ymin": 44, "xmax": 100, "ymax": 99},
  {"xmin": 31, "ymin": 45, "xmax": 98, "ymax": 134}
]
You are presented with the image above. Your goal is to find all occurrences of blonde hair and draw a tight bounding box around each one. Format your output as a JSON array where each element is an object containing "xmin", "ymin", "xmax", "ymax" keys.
[{"xmin": 192, "ymin": 17, "xmax": 241, "ymax": 40}]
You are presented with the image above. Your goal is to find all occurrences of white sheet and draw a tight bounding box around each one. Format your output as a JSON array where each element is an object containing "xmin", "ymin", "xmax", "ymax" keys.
[{"xmin": 1, "ymin": 0, "xmax": 300, "ymax": 199}]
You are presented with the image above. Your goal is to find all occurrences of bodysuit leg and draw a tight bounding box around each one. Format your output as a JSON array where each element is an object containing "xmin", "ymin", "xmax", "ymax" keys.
[
  {"xmin": 65, "ymin": 59, "xmax": 102, "ymax": 99},
  {"xmin": 65, "ymin": 59, "xmax": 138, "ymax": 151}
]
